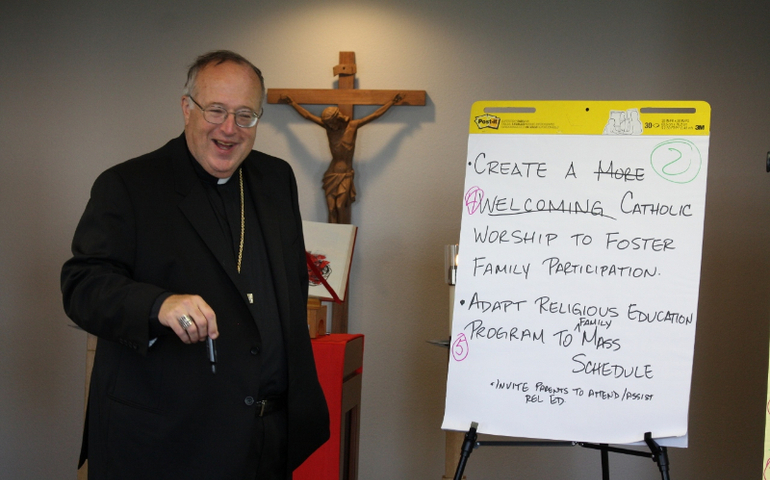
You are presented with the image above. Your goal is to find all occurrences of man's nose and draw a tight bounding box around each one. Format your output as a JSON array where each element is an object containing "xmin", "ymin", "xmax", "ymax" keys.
[{"xmin": 219, "ymin": 113, "xmax": 238, "ymax": 134}]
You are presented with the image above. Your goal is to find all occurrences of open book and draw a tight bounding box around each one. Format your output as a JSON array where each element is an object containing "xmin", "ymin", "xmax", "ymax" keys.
[{"xmin": 303, "ymin": 221, "xmax": 357, "ymax": 303}]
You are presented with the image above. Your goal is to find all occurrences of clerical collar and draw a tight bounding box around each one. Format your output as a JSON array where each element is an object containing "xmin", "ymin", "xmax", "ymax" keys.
[{"xmin": 187, "ymin": 148, "xmax": 234, "ymax": 185}]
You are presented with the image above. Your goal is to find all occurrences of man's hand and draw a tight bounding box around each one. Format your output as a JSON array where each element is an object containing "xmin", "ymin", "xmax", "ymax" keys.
[
  {"xmin": 158, "ymin": 294, "xmax": 218, "ymax": 344},
  {"xmin": 278, "ymin": 94, "xmax": 293, "ymax": 104}
]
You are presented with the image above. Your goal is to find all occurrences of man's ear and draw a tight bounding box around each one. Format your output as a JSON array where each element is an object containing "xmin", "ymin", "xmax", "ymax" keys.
[{"xmin": 181, "ymin": 96, "xmax": 191, "ymax": 125}]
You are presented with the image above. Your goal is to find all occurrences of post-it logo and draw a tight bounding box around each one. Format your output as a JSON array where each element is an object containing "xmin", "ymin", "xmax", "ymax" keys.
[{"xmin": 475, "ymin": 114, "xmax": 500, "ymax": 130}]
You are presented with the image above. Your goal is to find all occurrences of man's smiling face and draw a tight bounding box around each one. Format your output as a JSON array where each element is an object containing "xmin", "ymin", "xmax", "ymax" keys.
[{"xmin": 182, "ymin": 61, "xmax": 262, "ymax": 178}]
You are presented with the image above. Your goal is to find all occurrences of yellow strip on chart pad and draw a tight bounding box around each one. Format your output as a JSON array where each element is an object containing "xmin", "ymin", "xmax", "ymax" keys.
[{"xmin": 469, "ymin": 101, "xmax": 710, "ymax": 136}]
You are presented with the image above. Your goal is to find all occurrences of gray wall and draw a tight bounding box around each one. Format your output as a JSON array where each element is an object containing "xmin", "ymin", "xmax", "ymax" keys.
[{"xmin": 1, "ymin": 1, "xmax": 768, "ymax": 478}]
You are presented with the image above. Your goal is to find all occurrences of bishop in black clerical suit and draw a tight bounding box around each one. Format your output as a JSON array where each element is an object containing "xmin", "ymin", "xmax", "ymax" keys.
[{"xmin": 61, "ymin": 51, "xmax": 329, "ymax": 479}]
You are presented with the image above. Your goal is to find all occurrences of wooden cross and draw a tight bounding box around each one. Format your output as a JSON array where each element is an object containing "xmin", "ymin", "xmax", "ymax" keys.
[
  {"xmin": 267, "ymin": 51, "xmax": 425, "ymax": 120},
  {"xmin": 267, "ymin": 52, "xmax": 425, "ymax": 223},
  {"xmin": 267, "ymin": 52, "xmax": 426, "ymax": 333},
  {"xmin": 267, "ymin": 51, "xmax": 426, "ymax": 225}
]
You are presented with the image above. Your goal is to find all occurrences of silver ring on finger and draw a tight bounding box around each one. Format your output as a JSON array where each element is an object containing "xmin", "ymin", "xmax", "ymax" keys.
[{"xmin": 178, "ymin": 315, "xmax": 193, "ymax": 330}]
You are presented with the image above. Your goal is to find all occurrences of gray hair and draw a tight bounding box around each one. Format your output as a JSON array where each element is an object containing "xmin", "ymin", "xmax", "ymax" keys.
[{"xmin": 183, "ymin": 50, "xmax": 266, "ymax": 107}]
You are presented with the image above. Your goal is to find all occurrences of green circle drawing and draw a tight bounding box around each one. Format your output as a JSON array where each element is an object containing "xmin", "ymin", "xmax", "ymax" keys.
[{"xmin": 650, "ymin": 139, "xmax": 702, "ymax": 184}]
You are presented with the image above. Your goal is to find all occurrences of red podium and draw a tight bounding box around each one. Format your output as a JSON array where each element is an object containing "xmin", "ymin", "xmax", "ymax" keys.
[{"xmin": 294, "ymin": 334, "xmax": 364, "ymax": 480}]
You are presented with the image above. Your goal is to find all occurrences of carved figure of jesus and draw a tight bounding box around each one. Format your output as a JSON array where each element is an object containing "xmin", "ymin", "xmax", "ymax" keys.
[{"xmin": 279, "ymin": 93, "xmax": 403, "ymax": 224}]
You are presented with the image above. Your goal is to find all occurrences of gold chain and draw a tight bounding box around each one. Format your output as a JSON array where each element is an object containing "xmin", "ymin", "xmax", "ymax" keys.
[{"xmin": 237, "ymin": 167, "xmax": 244, "ymax": 274}]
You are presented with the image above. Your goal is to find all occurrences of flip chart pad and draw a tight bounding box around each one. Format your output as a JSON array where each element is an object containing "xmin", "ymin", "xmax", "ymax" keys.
[{"xmin": 442, "ymin": 101, "xmax": 710, "ymax": 445}]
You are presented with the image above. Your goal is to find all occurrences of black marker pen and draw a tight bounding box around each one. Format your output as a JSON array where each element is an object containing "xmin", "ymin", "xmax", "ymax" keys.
[{"xmin": 206, "ymin": 337, "xmax": 217, "ymax": 374}]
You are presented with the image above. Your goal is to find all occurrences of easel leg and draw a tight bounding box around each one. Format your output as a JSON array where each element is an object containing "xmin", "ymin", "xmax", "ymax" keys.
[
  {"xmin": 644, "ymin": 433, "xmax": 671, "ymax": 480},
  {"xmin": 600, "ymin": 444, "xmax": 610, "ymax": 480},
  {"xmin": 453, "ymin": 423, "xmax": 478, "ymax": 480}
]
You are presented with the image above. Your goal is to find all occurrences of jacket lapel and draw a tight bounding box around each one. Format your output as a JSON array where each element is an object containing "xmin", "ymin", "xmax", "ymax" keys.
[
  {"xmin": 244, "ymin": 160, "xmax": 292, "ymax": 336},
  {"xmin": 171, "ymin": 135, "xmax": 244, "ymax": 292},
  {"xmin": 170, "ymin": 135, "xmax": 296, "ymax": 330}
]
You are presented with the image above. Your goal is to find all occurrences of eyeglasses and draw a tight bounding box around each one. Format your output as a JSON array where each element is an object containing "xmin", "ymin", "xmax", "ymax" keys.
[{"xmin": 187, "ymin": 95, "xmax": 262, "ymax": 128}]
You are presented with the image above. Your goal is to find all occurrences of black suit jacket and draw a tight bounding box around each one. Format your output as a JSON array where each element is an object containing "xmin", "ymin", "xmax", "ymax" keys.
[{"xmin": 62, "ymin": 134, "xmax": 329, "ymax": 479}]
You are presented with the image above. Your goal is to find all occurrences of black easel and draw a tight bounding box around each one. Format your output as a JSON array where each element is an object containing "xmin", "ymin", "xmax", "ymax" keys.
[{"xmin": 453, "ymin": 423, "xmax": 671, "ymax": 480}]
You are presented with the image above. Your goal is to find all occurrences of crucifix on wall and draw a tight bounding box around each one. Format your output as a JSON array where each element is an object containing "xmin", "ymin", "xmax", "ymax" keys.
[
  {"xmin": 268, "ymin": 52, "xmax": 427, "ymax": 333},
  {"xmin": 267, "ymin": 51, "xmax": 427, "ymax": 225}
]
